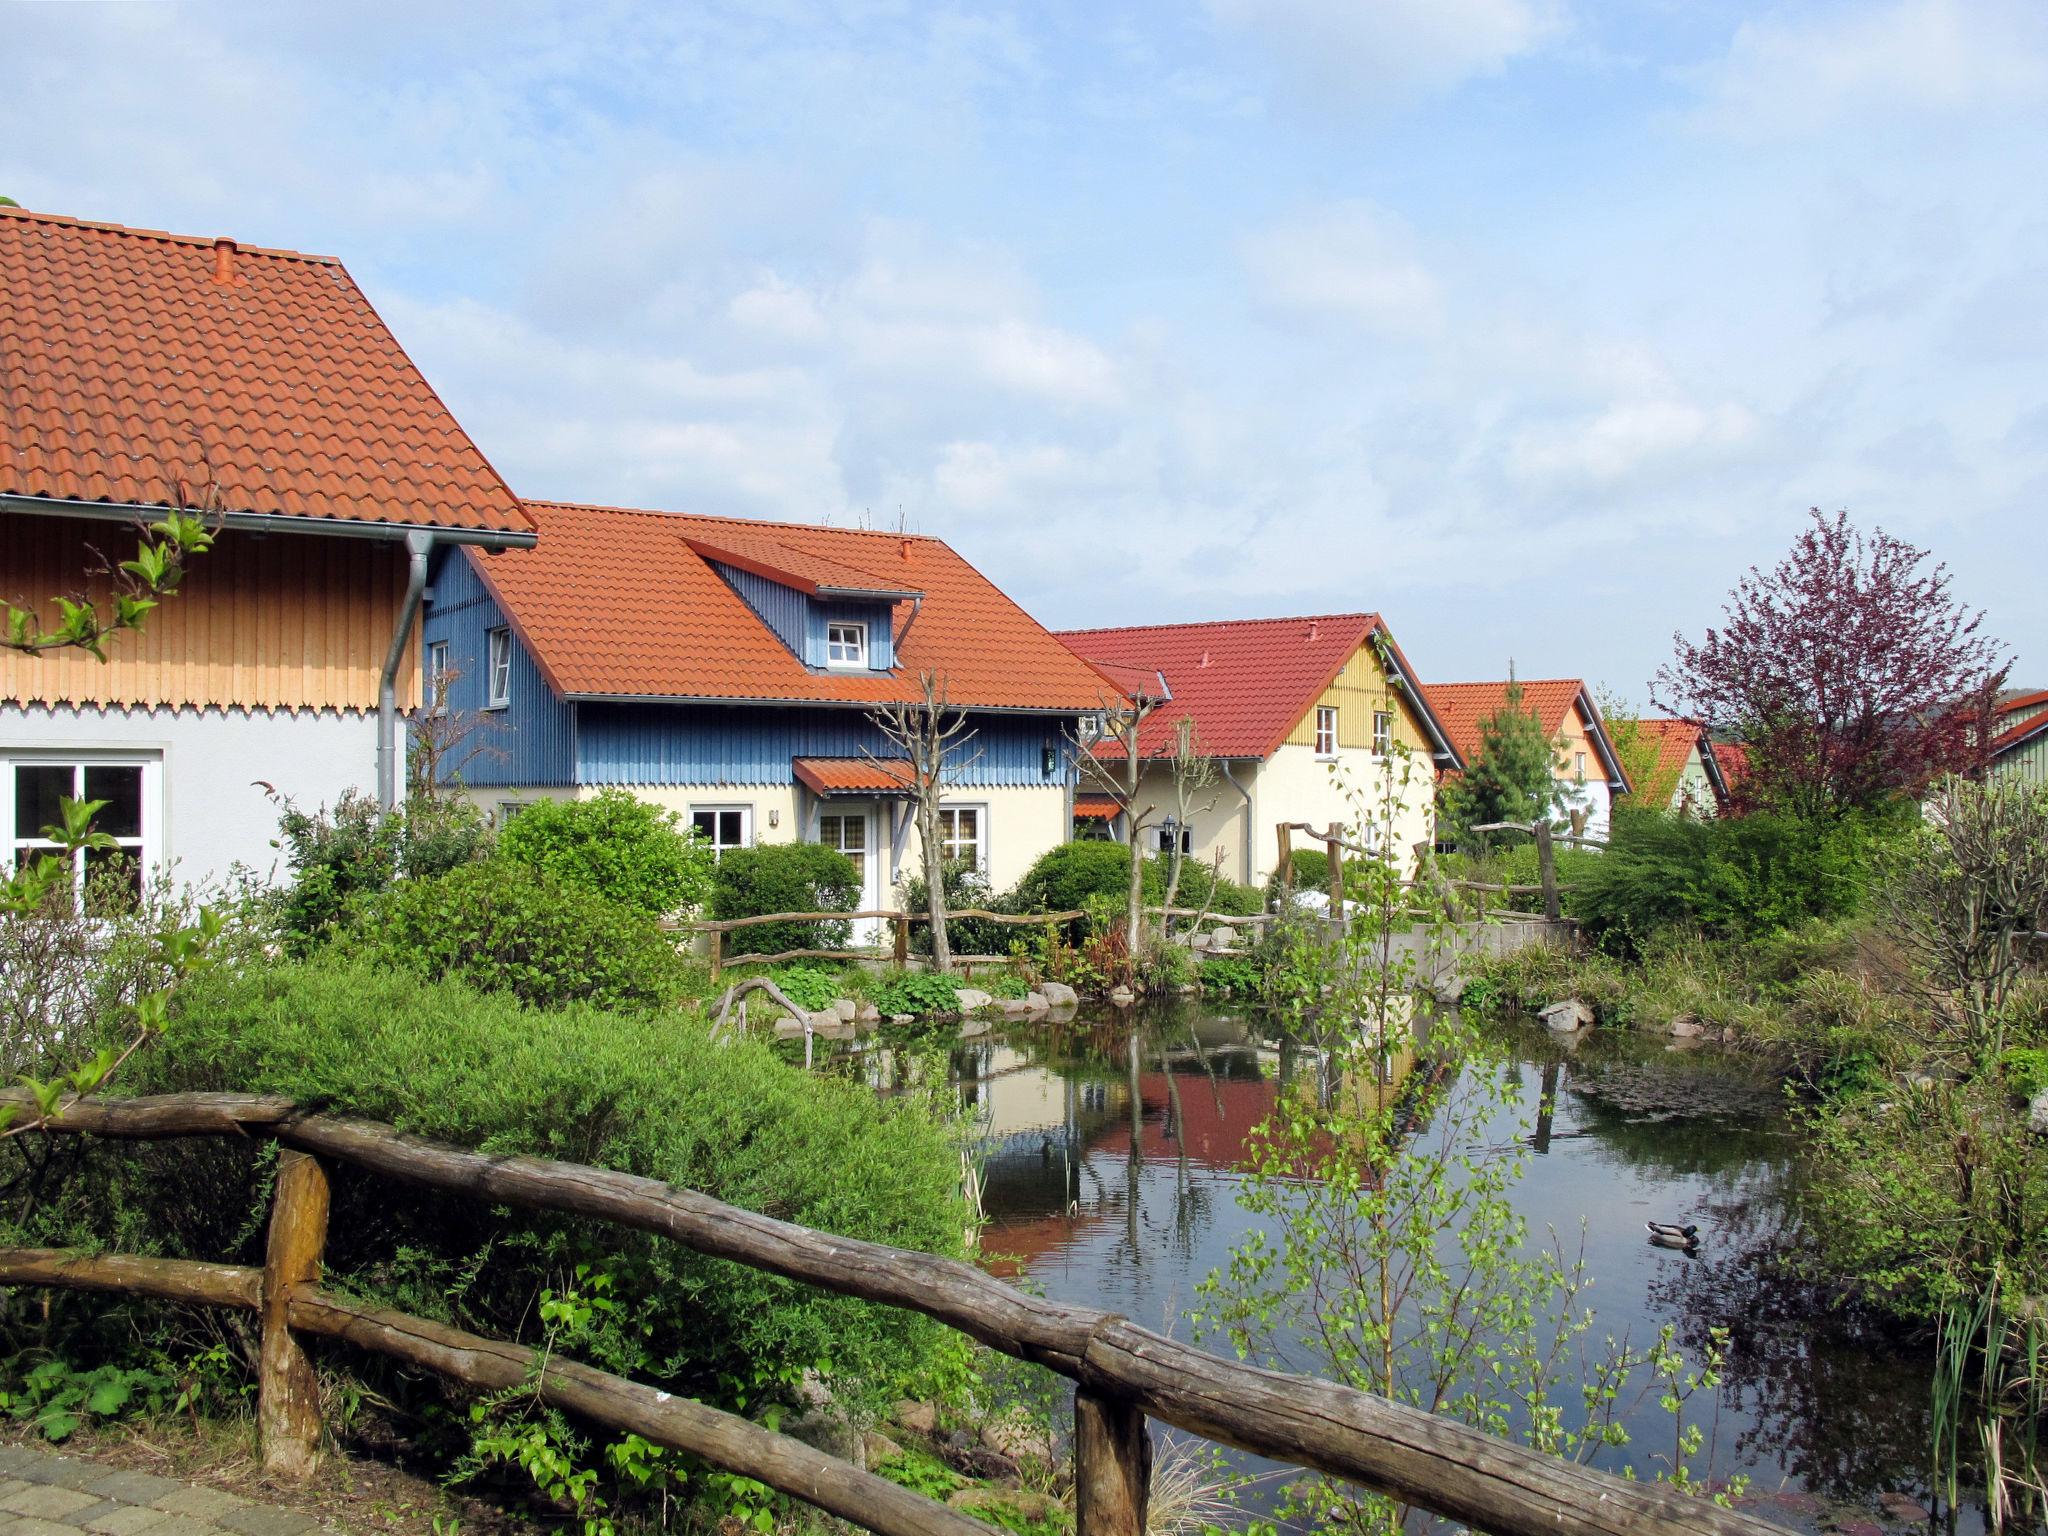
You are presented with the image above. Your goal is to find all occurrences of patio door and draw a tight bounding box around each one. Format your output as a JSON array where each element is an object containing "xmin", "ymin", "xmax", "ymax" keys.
[{"xmin": 818, "ymin": 804, "xmax": 881, "ymax": 945}]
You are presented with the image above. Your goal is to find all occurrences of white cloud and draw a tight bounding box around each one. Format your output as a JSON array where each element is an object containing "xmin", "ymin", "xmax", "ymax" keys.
[
  {"xmin": 1240, "ymin": 202, "xmax": 1443, "ymax": 336},
  {"xmin": 1507, "ymin": 398, "xmax": 1761, "ymax": 493},
  {"xmin": 1688, "ymin": 0, "xmax": 2048, "ymax": 139},
  {"xmin": 1209, "ymin": 0, "xmax": 1562, "ymax": 106}
]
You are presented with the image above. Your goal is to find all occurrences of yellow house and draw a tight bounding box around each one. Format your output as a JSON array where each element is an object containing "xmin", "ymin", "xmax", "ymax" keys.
[{"xmin": 1057, "ymin": 614, "xmax": 1463, "ymax": 883}]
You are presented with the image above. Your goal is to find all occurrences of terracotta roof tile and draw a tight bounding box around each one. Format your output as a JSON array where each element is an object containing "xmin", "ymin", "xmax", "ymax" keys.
[
  {"xmin": 1073, "ymin": 794, "xmax": 1120, "ymax": 819},
  {"xmin": 0, "ymin": 207, "xmax": 530, "ymax": 536},
  {"xmin": 1427, "ymin": 678, "xmax": 1630, "ymax": 791},
  {"xmin": 793, "ymin": 757, "xmax": 916, "ymax": 796},
  {"xmin": 683, "ymin": 530, "xmax": 920, "ymax": 598},
  {"xmin": 1057, "ymin": 613, "xmax": 1457, "ymax": 763},
  {"xmin": 475, "ymin": 501, "xmax": 1116, "ymax": 711}
]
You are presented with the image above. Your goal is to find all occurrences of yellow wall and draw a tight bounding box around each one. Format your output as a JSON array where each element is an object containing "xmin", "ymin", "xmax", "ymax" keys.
[
  {"xmin": 1281, "ymin": 640, "xmax": 1432, "ymax": 755},
  {"xmin": 1551, "ymin": 702, "xmax": 1600, "ymax": 787},
  {"xmin": 1, "ymin": 515, "xmax": 418, "ymax": 713}
]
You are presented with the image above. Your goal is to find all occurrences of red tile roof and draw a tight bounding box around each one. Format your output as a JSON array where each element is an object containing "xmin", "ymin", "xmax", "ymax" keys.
[
  {"xmin": 0, "ymin": 207, "xmax": 530, "ymax": 538},
  {"xmin": 474, "ymin": 501, "xmax": 1117, "ymax": 711},
  {"xmin": 1427, "ymin": 679, "xmax": 1630, "ymax": 791},
  {"xmin": 1993, "ymin": 699, "xmax": 2048, "ymax": 756},
  {"xmin": 683, "ymin": 530, "xmax": 921, "ymax": 599},
  {"xmin": 1056, "ymin": 613, "xmax": 1459, "ymax": 764},
  {"xmin": 1710, "ymin": 741, "xmax": 1751, "ymax": 789},
  {"xmin": 1629, "ymin": 718, "xmax": 1729, "ymax": 804},
  {"xmin": 793, "ymin": 757, "xmax": 916, "ymax": 796},
  {"xmin": 1072, "ymin": 794, "xmax": 1120, "ymax": 820}
]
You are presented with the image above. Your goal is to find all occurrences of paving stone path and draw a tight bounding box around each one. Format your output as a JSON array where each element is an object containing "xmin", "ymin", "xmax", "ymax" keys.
[{"xmin": 0, "ymin": 1445, "xmax": 322, "ymax": 1536}]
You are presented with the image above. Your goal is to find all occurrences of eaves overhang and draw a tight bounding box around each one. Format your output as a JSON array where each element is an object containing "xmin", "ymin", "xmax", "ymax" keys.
[{"xmin": 1, "ymin": 494, "xmax": 538, "ymax": 550}]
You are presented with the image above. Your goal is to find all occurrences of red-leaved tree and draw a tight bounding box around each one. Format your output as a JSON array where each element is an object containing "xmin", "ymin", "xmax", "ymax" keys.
[{"xmin": 1653, "ymin": 509, "xmax": 2008, "ymax": 818}]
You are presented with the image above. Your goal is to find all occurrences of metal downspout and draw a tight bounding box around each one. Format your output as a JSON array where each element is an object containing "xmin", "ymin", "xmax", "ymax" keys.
[
  {"xmin": 1219, "ymin": 760, "xmax": 1254, "ymax": 884},
  {"xmin": 377, "ymin": 530, "xmax": 435, "ymax": 812}
]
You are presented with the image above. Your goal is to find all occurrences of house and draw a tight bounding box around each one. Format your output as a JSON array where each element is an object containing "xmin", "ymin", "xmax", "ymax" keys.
[
  {"xmin": 1426, "ymin": 679, "xmax": 1631, "ymax": 841},
  {"xmin": 1625, "ymin": 718, "xmax": 1730, "ymax": 816},
  {"xmin": 418, "ymin": 501, "xmax": 1112, "ymax": 921},
  {"xmin": 0, "ymin": 207, "xmax": 535, "ymax": 896},
  {"xmin": 1053, "ymin": 614, "xmax": 1463, "ymax": 883},
  {"xmin": 1990, "ymin": 690, "xmax": 2048, "ymax": 788}
]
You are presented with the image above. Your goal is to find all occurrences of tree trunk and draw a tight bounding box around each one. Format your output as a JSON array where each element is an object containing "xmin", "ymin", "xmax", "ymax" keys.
[{"xmin": 920, "ymin": 797, "xmax": 951, "ymax": 972}]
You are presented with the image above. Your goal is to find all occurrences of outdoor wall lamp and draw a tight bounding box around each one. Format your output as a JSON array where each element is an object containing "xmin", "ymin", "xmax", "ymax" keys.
[{"xmin": 768, "ymin": 809, "xmax": 780, "ymax": 828}]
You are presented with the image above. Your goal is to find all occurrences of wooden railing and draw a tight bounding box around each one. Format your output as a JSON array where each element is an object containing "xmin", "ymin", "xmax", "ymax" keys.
[
  {"xmin": 676, "ymin": 909, "xmax": 1087, "ymax": 979},
  {"xmin": 0, "ymin": 1090, "xmax": 1784, "ymax": 1536}
]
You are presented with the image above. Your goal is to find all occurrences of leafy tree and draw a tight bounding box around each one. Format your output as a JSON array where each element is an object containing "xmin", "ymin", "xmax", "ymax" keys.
[
  {"xmin": 1597, "ymin": 690, "xmax": 1679, "ymax": 812},
  {"xmin": 1654, "ymin": 508, "xmax": 2009, "ymax": 818},
  {"xmin": 1439, "ymin": 677, "xmax": 1559, "ymax": 845}
]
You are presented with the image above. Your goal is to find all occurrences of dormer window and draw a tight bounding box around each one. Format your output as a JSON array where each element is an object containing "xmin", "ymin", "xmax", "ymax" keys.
[{"xmin": 826, "ymin": 621, "xmax": 868, "ymax": 669}]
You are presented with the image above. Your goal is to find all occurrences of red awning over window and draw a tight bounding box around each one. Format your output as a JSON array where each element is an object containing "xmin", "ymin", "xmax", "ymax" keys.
[{"xmin": 792, "ymin": 757, "xmax": 917, "ymax": 798}]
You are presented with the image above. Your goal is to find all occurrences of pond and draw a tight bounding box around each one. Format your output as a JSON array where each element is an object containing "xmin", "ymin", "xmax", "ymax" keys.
[{"xmin": 828, "ymin": 1003, "xmax": 1967, "ymax": 1534}]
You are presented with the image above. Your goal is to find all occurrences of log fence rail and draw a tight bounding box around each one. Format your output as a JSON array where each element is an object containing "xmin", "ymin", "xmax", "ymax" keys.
[{"xmin": 0, "ymin": 1089, "xmax": 1783, "ymax": 1536}]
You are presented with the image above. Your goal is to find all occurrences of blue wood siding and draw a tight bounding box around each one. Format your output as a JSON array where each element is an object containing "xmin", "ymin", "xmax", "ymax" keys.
[
  {"xmin": 714, "ymin": 563, "xmax": 895, "ymax": 670},
  {"xmin": 418, "ymin": 550, "xmax": 576, "ymax": 786},
  {"xmin": 577, "ymin": 703, "xmax": 1067, "ymax": 787}
]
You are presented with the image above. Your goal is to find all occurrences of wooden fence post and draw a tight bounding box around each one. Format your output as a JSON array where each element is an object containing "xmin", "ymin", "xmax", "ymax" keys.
[
  {"xmin": 1074, "ymin": 1390, "xmax": 1150, "ymax": 1536},
  {"xmin": 1534, "ymin": 821, "xmax": 1561, "ymax": 922},
  {"xmin": 1325, "ymin": 827, "xmax": 1343, "ymax": 915},
  {"xmin": 708, "ymin": 928, "xmax": 723, "ymax": 983},
  {"xmin": 1276, "ymin": 823, "xmax": 1293, "ymax": 890},
  {"xmin": 259, "ymin": 1149, "xmax": 330, "ymax": 1479},
  {"xmin": 893, "ymin": 916, "xmax": 909, "ymax": 967}
]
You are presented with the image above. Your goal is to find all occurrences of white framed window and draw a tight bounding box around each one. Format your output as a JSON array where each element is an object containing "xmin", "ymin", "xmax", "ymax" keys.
[
  {"xmin": 1156, "ymin": 822, "xmax": 1193, "ymax": 855},
  {"xmin": 818, "ymin": 811, "xmax": 869, "ymax": 891},
  {"xmin": 1372, "ymin": 710, "xmax": 1393, "ymax": 755},
  {"xmin": 937, "ymin": 804, "xmax": 986, "ymax": 871},
  {"xmin": 825, "ymin": 621, "xmax": 868, "ymax": 669},
  {"xmin": 5, "ymin": 753, "xmax": 160, "ymax": 909},
  {"xmin": 690, "ymin": 805, "xmax": 752, "ymax": 858},
  {"xmin": 498, "ymin": 800, "xmax": 529, "ymax": 823},
  {"xmin": 486, "ymin": 627, "xmax": 512, "ymax": 709},
  {"xmin": 1574, "ymin": 751, "xmax": 1588, "ymax": 778},
  {"xmin": 1314, "ymin": 706, "xmax": 1338, "ymax": 757},
  {"xmin": 427, "ymin": 641, "xmax": 450, "ymax": 716}
]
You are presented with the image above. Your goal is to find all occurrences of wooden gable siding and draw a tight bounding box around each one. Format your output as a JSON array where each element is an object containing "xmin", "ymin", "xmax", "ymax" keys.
[
  {"xmin": 1, "ymin": 515, "xmax": 416, "ymax": 713},
  {"xmin": 1997, "ymin": 733, "xmax": 2048, "ymax": 788},
  {"xmin": 1282, "ymin": 643, "xmax": 1430, "ymax": 754}
]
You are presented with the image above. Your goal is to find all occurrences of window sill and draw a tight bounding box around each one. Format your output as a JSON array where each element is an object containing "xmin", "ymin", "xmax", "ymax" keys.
[{"xmin": 483, "ymin": 702, "xmax": 509, "ymax": 712}]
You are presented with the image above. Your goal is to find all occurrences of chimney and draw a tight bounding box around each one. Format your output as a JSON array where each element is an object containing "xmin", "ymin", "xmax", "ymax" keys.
[
  {"xmin": 900, "ymin": 538, "xmax": 911, "ymax": 561},
  {"xmin": 212, "ymin": 237, "xmax": 236, "ymax": 286},
  {"xmin": 1200, "ymin": 650, "xmax": 1210, "ymax": 668},
  {"xmin": 1308, "ymin": 620, "xmax": 1319, "ymax": 642}
]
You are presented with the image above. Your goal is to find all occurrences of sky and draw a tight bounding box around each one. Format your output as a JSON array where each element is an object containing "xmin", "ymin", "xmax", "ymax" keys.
[{"xmin": 5, "ymin": 0, "xmax": 2044, "ymax": 699}]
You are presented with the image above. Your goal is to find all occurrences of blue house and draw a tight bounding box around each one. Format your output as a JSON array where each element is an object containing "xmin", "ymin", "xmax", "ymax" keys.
[{"xmin": 419, "ymin": 500, "xmax": 1115, "ymax": 917}]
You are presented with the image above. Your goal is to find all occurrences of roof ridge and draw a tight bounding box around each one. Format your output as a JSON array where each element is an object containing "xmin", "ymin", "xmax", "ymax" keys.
[
  {"xmin": 0, "ymin": 205, "xmax": 341, "ymax": 265},
  {"xmin": 1058, "ymin": 611, "xmax": 1380, "ymax": 637},
  {"xmin": 526, "ymin": 498, "xmax": 942, "ymax": 543},
  {"xmin": 1432, "ymin": 677, "xmax": 1586, "ymax": 689}
]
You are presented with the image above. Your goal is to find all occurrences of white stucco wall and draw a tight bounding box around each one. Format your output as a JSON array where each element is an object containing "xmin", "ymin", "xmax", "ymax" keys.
[
  {"xmin": 1553, "ymin": 775, "xmax": 1614, "ymax": 844},
  {"xmin": 1, "ymin": 703, "xmax": 380, "ymax": 893},
  {"xmin": 1122, "ymin": 743, "xmax": 1437, "ymax": 886}
]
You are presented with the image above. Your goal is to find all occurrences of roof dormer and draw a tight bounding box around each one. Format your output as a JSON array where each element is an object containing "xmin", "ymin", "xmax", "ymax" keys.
[{"xmin": 684, "ymin": 531, "xmax": 917, "ymax": 673}]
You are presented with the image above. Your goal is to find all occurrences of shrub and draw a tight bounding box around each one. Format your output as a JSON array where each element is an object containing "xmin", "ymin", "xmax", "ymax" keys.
[
  {"xmin": 870, "ymin": 969, "xmax": 963, "ymax": 1017},
  {"xmin": 2000, "ymin": 1047, "xmax": 2048, "ymax": 1103},
  {"xmin": 1012, "ymin": 841, "xmax": 1130, "ymax": 912},
  {"xmin": 764, "ymin": 963, "xmax": 849, "ymax": 1012},
  {"xmin": 1264, "ymin": 847, "xmax": 1330, "ymax": 899},
  {"xmin": 357, "ymin": 858, "xmax": 687, "ymax": 1011},
  {"xmin": 710, "ymin": 843, "xmax": 861, "ymax": 957},
  {"xmin": 12, "ymin": 958, "xmax": 969, "ymax": 1416},
  {"xmin": 1156, "ymin": 858, "xmax": 1262, "ymax": 918},
  {"xmin": 1199, "ymin": 953, "xmax": 1263, "ymax": 1000},
  {"xmin": 902, "ymin": 861, "xmax": 1008, "ymax": 957},
  {"xmin": 270, "ymin": 789, "xmax": 491, "ymax": 948},
  {"xmin": 1572, "ymin": 806, "xmax": 1889, "ymax": 955},
  {"xmin": 498, "ymin": 790, "xmax": 712, "ymax": 920}
]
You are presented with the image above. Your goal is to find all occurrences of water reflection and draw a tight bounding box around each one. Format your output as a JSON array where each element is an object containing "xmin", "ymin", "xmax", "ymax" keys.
[{"xmin": 824, "ymin": 1004, "xmax": 1960, "ymax": 1531}]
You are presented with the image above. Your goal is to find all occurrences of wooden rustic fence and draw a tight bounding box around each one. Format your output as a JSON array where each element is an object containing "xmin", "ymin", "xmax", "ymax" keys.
[
  {"xmin": 678, "ymin": 909, "xmax": 1087, "ymax": 980},
  {"xmin": 0, "ymin": 1090, "xmax": 1783, "ymax": 1536}
]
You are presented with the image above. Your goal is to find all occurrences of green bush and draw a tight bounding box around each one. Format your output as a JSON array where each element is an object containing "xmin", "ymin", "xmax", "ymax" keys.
[
  {"xmin": 498, "ymin": 789, "xmax": 712, "ymax": 919},
  {"xmin": 1572, "ymin": 806, "xmax": 1891, "ymax": 954},
  {"xmin": 1265, "ymin": 847, "xmax": 1330, "ymax": 898},
  {"xmin": 1199, "ymin": 953, "xmax": 1264, "ymax": 1000},
  {"xmin": 902, "ymin": 861, "xmax": 1008, "ymax": 956},
  {"xmin": 356, "ymin": 858, "xmax": 687, "ymax": 1011},
  {"xmin": 764, "ymin": 963, "xmax": 848, "ymax": 1012},
  {"xmin": 1012, "ymin": 841, "xmax": 1130, "ymax": 912},
  {"xmin": 1156, "ymin": 857, "xmax": 1262, "ymax": 918},
  {"xmin": 19, "ymin": 957, "xmax": 969, "ymax": 1415},
  {"xmin": 709, "ymin": 842, "xmax": 861, "ymax": 957},
  {"xmin": 870, "ymin": 970, "xmax": 963, "ymax": 1017},
  {"xmin": 270, "ymin": 789, "xmax": 492, "ymax": 949},
  {"xmin": 2000, "ymin": 1047, "xmax": 2048, "ymax": 1102}
]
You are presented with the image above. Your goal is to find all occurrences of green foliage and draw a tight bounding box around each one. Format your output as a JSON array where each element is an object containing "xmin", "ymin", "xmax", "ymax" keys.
[
  {"xmin": 1198, "ymin": 953, "xmax": 1262, "ymax": 1000},
  {"xmin": 1439, "ymin": 678, "xmax": 1562, "ymax": 845},
  {"xmin": 356, "ymin": 859, "xmax": 687, "ymax": 1011},
  {"xmin": 1263, "ymin": 847, "xmax": 1329, "ymax": 899},
  {"xmin": 0, "ymin": 1358, "xmax": 175, "ymax": 1442},
  {"xmin": 1154, "ymin": 858, "xmax": 1262, "ymax": 919},
  {"xmin": 1012, "ymin": 840, "xmax": 1131, "ymax": 912},
  {"xmin": 872, "ymin": 1445, "xmax": 964, "ymax": 1499},
  {"xmin": 764, "ymin": 964, "xmax": 847, "ymax": 1012},
  {"xmin": 902, "ymin": 861, "xmax": 1006, "ymax": 956},
  {"xmin": 1572, "ymin": 805, "xmax": 1890, "ymax": 955},
  {"xmin": 270, "ymin": 788, "xmax": 491, "ymax": 949},
  {"xmin": 2000, "ymin": 1047, "xmax": 2048, "ymax": 1102},
  {"xmin": 870, "ymin": 969, "xmax": 964, "ymax": 1017},
  {"xmin": 37, "ymin": 956, "xmax": 970, "ymax": 1423},
  {"xmin": 710, "ymin": 842, "xmax": 861, "ymax": 956},
  {"xmin": 497, "ymin": 789, "xmax": 712, "ymax": 920}
]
